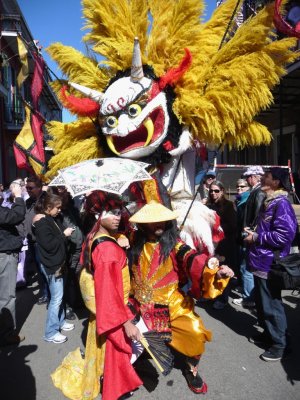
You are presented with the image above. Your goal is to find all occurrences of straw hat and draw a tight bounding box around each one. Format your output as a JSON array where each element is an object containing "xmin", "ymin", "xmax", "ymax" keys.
[{"xmin": 129, "ymin": 201, "xmax": 178, "ymax": 223}]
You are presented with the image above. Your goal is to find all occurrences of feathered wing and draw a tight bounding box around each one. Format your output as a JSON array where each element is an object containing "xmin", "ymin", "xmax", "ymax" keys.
[
  {"xmin": 174, "ymin": 2, "xmax": 298, "ymax": 147},
  {"xmin": 82, "ymin": 0, "xmax": 149, "ymax": 71},
  {"xmin": 46, "ymin": 43, "xmax": 110, "ymax": 92},
  {"xmin": 146, "ymin": 0, "xmax": 205, "ymax": 76},
  {"xmin": 45, "ymin": 119, "xmax": 101, "ymax": 179}
]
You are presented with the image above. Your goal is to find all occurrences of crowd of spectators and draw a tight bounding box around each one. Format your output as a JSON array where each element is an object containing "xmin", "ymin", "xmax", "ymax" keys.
[{"xmin": 0, "ymin": 165, "xmax": 299, "ymax": 368}]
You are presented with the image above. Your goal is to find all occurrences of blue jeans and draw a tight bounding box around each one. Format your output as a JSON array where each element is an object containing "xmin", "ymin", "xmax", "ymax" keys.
[
  {"xmin": 34, "ymin": 244, "xmax": 50, "ymax": 299},
  {"xmin": 254, "ymin": 276, "xmax": 287, "ymax": 352},
  {"xmin": 239, "ymin": 247, "xmax": 254, "ymax": 300},
  {"xmin": 40, "ymin": 265, "xmax": 65, "ymax": 339}
]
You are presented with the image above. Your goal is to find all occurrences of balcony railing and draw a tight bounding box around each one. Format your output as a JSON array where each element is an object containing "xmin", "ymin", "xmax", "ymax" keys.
[
  {"xmin": 0, "ymin": 14, "xmax": 21, "ymax": 34},
  {"xmin": 4, "ymin": 105, "xmax": 25, "ymax": 125}
]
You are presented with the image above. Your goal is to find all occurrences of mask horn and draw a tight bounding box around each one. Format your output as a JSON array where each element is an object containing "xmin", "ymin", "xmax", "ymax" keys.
[
  {"xmin": 68, "ymin": 81, "xmax": 104, "ymax": 103},
  {"xmin": 131, "ymin": 37, "xmax": 144, "ymax": 82}
]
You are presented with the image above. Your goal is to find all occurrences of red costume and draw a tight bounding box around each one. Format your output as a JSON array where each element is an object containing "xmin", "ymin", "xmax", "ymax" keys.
[{"xmin": 92, "ymin": 235, "xmax": 142, "ymax": 400}]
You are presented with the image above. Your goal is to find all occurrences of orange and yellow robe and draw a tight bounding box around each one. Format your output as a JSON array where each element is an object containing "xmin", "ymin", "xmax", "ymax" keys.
[{"xmin": 131, "ymin": 239, "xmax": 229, "ymax": 357}]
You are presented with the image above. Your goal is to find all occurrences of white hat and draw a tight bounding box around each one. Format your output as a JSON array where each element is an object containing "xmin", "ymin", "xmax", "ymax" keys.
[{"xmin": 243, "ymin": 166, "xmax": 264, "ymax": 177}]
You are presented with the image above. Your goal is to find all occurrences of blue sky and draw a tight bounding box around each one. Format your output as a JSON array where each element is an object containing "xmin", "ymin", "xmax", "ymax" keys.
[{"xmin": 17, "ymin": 0, "xmax": 217, "ymax": 121}]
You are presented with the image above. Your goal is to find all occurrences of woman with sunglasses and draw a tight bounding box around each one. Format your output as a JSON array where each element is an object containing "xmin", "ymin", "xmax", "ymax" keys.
[
  {"xmin": 231, "ymin": 179, "xmax": 253, "ymax": 306},
  {"xmin": 207, "ymin": 181, "xmax": 238, "ymax": 309}
]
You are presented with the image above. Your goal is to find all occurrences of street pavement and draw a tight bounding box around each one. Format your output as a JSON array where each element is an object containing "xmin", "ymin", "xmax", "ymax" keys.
[{"xmin": 1, "ymin": 275, "xmax": 300, "ymax": 400}]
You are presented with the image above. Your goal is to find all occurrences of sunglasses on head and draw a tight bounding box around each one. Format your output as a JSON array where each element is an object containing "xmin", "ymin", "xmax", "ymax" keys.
[{"xmin": 209, "ymin": 189, "xmax": 220, "ymax": 193}]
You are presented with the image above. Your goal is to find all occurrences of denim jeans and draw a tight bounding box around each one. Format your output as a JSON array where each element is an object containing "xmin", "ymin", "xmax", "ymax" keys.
[
  {"xmin": 254, "ymin": 275, "xmax": 287, "ymax": 352},
  {"xmin": 40, "ymin": 265, "xmax": 65, "ymax": 339},
  {"xmin": 239, "ymin": 247, "xmax": 255, "ymax": 300},
  {"xmin": 34, "ymin": 244, "xmax": 50, "ymax": 299}
]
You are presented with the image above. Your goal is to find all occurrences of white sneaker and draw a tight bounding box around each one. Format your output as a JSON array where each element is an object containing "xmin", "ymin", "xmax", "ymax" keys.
[
  {"xmin": 232, "ymin": 298, "xmax": 255, "ymax": 308},
  {"xmin": 232, "ymin": 298, "xmax": 244, "ymax": 306},
  {"xmin": 61, "ymin": 322, "xmax": 75, "ymax": 331},
  {"xmin": 44, "ymin": 332, "xmax": 67, "ymax": 344}
]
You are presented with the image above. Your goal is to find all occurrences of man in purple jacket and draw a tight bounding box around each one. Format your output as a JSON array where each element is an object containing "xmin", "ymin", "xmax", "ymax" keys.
[{"xmin": 244, "ymin": 167, "xmax": 297, "ymax": 362}]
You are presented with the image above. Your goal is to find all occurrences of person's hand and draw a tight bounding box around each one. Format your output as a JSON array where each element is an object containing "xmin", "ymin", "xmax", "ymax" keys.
[
  {"xmin": 216, "ymin": 265, "xmax": 234, "ymax": 279},
  {"xmin": 243, "ymin": 227, "xmax": 255, "ymax": 244},
  {"xmin": 64, "ymin": 227, "xmax": 75, "ymax": 237},
  {"xmin": 117, "ymin": 236, "xmax": 130, "ymax": 249},
  {"xmin": 123, "ymin": 320, "xmax": 142, "ymax": 341},
  {"xmin": 201, "ymin": 198, "xmax": 208, "ymax": 205},
  {"xmin": 33, "ymin": 214, "xmax": 45, "ymax": 223},
  {"xmin": 10, "ymin": 183, "xmax": 22, "ymax": 198}
]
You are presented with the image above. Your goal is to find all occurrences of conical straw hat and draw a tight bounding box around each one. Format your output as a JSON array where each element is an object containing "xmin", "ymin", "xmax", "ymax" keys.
[{"xmin": 129, "ymin": 201, "xmax": 178, "ymax": 223}]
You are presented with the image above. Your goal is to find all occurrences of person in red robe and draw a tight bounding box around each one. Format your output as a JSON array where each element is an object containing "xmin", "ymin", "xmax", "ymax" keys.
[
  {"xmin": 81, "ymin": 191, "xmax": 142, "ymax": 400},
  {"xmin": 52, "ymin": 190, "xmax": 142, "ymax": 400}
]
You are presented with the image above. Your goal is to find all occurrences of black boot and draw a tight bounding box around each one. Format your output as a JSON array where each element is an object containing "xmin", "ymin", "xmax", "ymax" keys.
[{"xmin": 183, "ymin": 357, "xmax": 207, "ymax": 394}]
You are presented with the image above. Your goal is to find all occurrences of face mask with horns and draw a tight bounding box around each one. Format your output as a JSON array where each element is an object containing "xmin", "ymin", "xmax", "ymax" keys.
[{"xmin": 60, "ymin": 38, "xmax": 192, "ymax": 166}]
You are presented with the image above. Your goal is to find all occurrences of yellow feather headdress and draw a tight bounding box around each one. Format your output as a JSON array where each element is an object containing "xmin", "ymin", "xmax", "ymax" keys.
[{"xmin": 45, "ymin": 0, "xmax": 298, "ymax": 178}]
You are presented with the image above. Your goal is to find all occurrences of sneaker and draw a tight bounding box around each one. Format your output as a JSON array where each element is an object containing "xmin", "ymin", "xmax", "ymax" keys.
[
  {"xmin": 231, "ymin": 285, "xmax": 243, "ymax": 294},
  {"xmin": 0, "ymin": 333, "xmax": 25, "ymax": 346},
  {"xmin": 232, "ymin": 298, "xmax": 255, "ymax": 308},
  {"xmin": 260, "ymin": 348, "xmax": 283, "ymax": 362},
  {"xmin": 44, "ymin": 332, "xmax": 67, "ymax": 344},
  {"xmin": 249, "ymin": 332, "xmax": 272, "ymax": 346},
  {"xmin": 232, "ymin": 298, "xmax": 243, "ymax": 306},
  {"xmin": 66, "ymin": 308, "xmax": 76, "ymax": 320},
  {"xmin": 61, "ymin": 322, "xmax": 75, "ymax": 331},
  {"xmin": 213, "ymin": 300, "xmax": 227, "ymax": 310},
  {"xmin": 37, "ymin": 295, "xmax": 49, "ymax": 305}
]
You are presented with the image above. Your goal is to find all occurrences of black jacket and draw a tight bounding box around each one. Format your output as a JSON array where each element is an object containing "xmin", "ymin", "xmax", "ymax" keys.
[
  {"xmin": 0, "ymin": 197, "xmax": 25, "ymax": 252},
  {"xmin": 243, "ymin": 185, "xmax": 266, "ymax": 229},
  {"xmin": 33, "ymin": 215, "xmax": 67, "ymax": 274}
]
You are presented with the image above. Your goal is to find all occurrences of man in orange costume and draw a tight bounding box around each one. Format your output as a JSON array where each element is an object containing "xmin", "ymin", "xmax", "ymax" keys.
[{"xmin": 129, "ymin": 201, "xmax": 234, "ymax": 394}]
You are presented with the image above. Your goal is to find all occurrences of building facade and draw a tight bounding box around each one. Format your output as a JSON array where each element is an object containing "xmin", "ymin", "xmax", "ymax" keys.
[
  {"xmin": 0, "ymin": 0, "xmax": 62, "ymax": 186},
  {"xmin": 215, "ymin": 0, "xmax": 300, "ymax": 178}
]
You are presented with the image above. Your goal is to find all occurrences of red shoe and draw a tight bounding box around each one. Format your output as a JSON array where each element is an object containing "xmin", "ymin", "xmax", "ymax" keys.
[{"xmin": 188, "ymin": 381, "xmax": 208, "ymax": 394}]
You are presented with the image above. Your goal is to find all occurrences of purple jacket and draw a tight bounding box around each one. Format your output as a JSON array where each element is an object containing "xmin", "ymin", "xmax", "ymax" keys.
[{"xmin": 248, "ymin": 194, "xmax": 297, "ymax": 274}]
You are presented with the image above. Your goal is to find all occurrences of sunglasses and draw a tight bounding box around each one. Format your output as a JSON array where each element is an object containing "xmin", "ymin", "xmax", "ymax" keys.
[
  {"xmin": 26, "ymin": 186, "xmax": 36, "ymax": 190},
  {"xmin": 236, "ymin": 185, "xmax": 247, "ymax": 188},
  {"xmin": 209, "ymin": 189, "xmax": 220, "ymax": 193}
]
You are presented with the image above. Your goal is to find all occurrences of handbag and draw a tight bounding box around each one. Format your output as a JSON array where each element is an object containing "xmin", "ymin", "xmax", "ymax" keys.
[{"xmin": 269, "ymin": 251, "xmax": 300, "ymax": 290}]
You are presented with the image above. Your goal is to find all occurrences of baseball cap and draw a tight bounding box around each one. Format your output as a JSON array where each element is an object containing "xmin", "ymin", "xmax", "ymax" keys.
[{"xmin": 205, "ymin": 170, "xmax": 216, "ymax": 178}]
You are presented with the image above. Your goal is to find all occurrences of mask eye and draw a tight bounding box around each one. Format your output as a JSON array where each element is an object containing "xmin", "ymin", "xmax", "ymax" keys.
[
  {"xmin": 105, "ymin": 116, "xmax": 118, "ymax": 128},
  {"xmin": 127, "ymin": 104, "xmax": 142, "ymax": 118}
]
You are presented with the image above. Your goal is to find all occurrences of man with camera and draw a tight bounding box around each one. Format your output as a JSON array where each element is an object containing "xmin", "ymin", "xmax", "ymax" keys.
[
  {"xmin": 233, "ymin": 165, "xmax": 265, "ymax": 308},
  {"xmin": 244, "ymin": 168, "xmax": 297, "ymax": 361}
]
